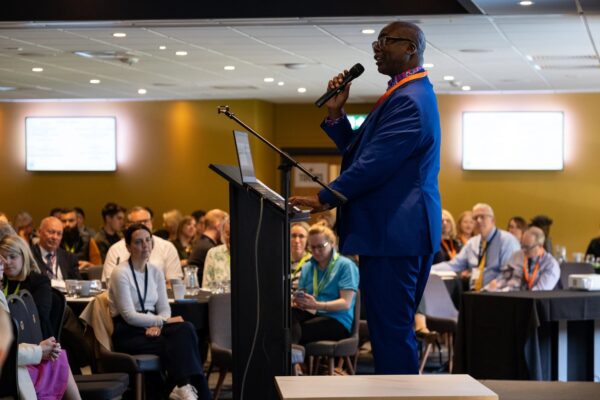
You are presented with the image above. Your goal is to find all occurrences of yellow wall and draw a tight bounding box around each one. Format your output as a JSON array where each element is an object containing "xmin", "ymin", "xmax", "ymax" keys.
[
  {"xmin": 1, "ymin": 93, "xmax": 599, "ymax": 255},
  {"xmin": 0, "ymin": 99, "xmax": 276, "ymax": 230},
  {"xmin": 274, "ymin": 94, "xmax": 600, "ymax": 255}
]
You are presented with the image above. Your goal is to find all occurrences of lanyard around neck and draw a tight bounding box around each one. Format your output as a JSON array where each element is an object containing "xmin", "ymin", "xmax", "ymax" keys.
[
  {"xmin": 312, "ymin": 252, "xmax": 339, "ymax": 297},
  {"xmin": 478, "ymin": 229, "xmax": 498, "ymax": 264},
  {"xmin": 292, "ymin": 253, "xmax": 311, "ymax": 276},
  {"xmin": 523, "ymin": 251, "xmax": 544, "ymax": 289},
  {"xmin": 128, "ymin": 260, "xmax": 148, "ymax": 313},
  {"xmin": 372, "ymin": 71, "xmax": 428, "ymax": 111},
  {"xmin": 441, "ymin": 239, "xmax": 457, "ymax": 260},
  {"xmin": 2, "ymin": 279, "xmax": 20, "ymax": 297}
]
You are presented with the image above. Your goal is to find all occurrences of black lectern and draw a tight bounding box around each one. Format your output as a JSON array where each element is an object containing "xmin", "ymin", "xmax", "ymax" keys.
[{"xmin": 210, "ymin": 164, "xmax": 290, "ymax": 400}]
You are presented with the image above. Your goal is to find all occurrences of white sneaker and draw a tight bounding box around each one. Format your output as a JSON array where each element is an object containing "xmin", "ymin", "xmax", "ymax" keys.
[{"xmin": 169, "ymin": 384, "xmax": 198, "ymax": 400}]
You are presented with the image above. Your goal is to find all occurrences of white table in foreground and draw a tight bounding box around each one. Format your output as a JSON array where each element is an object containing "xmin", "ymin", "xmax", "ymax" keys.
[{"xmin": 275, "ymin": 374, "xmax": 498, "ymax": 400}]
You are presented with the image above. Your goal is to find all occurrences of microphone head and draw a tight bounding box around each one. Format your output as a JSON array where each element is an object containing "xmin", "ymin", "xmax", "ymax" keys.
[{"xmin": 349, "ymin": 63, "xmax": 365, "ymax": 78}]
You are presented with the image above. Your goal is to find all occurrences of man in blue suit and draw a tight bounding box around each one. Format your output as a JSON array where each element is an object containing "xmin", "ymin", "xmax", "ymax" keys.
[{"xmin": 291, "ymin": 21, "xmax": 441, "ymax": 374}]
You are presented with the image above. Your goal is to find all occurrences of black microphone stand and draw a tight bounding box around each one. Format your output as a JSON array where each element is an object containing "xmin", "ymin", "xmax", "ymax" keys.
[{"xmin": 217, "ymin": 104, "xmax": 346, "ymax": 378}]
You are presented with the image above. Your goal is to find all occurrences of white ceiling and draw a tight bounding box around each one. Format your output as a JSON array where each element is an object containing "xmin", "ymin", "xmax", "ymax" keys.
[{"xmin": 0, "ymin": 0, "xmax": 599, "ymax": 102}]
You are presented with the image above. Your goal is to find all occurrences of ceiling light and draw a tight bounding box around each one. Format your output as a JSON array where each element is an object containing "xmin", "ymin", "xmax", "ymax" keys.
[
  {"xmin": 519, "ymin": 1, "xmax": 534, "ymax": 6},
  {"xmin": 423, "ymin": 63, "xmax": 434, "ymax": 68},
  {"xmin": 534, "ymin": 64, "xmax": 542, "ymax": 70},
  {"xmin": 443, "ymin": 75, "xmax": 454, "ymax": 81},
  {"xmin": 297, "ymin": 87, "xmax": 307, "ymax": 93},
  {"xmin": 32, "ymin": 67, "xmax": 43, "ymax": 72},
  {"xmin": 526, "ymin": 55, "xmax": 533, "ymax": 61},
  {"xmin": 175, "ymin": 51, "xmax": 188, "ymax": 56},
  {"xmin": 112, "ymin": 32, "xmax": 127, "ymax": 38},
  {"xmin": 277, "ymin": 81, "xmax": 285, "ymax": 86},
  {"xmin": 138, "ymin": 88, "xmax": 147, "ymax": 95},
  {"xmin": 90, "ymin": 79, "xmax": 101, "ymax": 84},
  {"xmin": 0, "ymin": 86, "xmax": 17, "ymax": 92},
  {"xmin": 361, "ymin": 29, "xmax": 376, "ymax": 35},
  {"xmin": 462, "ymin": 85, "xmax": 471, "ymax": 91},
  {"xmin": 264, "ymin": 77, "xmax": 274, "ymax": 83},
  {"xmin": 159, "ymin": 46, "xmax": 166, "ymax": 50},
  {"xmin": 224, "ymin": 65, "xmax": 235, "ymax": 71}
]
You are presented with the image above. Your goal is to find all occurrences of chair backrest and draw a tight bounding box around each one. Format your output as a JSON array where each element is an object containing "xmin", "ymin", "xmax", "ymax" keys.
[
  {"xmin": 7, "ymin": 292, "xmax": 43, "ymax": 344},
  {"xmin": 0, "ymin": 317, "xmax": 20, "ymax": 399},
  {"xmin": 49, "ymin": 288, "xmax": 66, "ymax": 341},
  {"xmin": 422, "ymin": 274, "xmax": 459, "ymax": 321},
  {"xmin": 85, "ymin": 265, "xmax": 104, "ymax": 281},
  {"xmin": 208, "ymin": 293, "xmax": 231, "ymax": 350},
  {"xmin": 350, "ymin": 289, "xmax": 361, "ymax": 339},
  {"xmin": 558, "ymin": 262, "xmax": 595, "ymax": 290}
]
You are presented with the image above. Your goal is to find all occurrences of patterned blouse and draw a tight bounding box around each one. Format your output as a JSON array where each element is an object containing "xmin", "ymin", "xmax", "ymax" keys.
[{"xmin": 202, "ymin": 244, "xmax": 230, "ymax": 288}]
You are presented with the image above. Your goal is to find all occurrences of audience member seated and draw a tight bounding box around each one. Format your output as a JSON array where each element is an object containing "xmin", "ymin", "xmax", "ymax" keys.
[
  {"xmin": 456, "ymin": 210, "xmax": 476, "ymax": 245},
  {"xmin": 432, "ymin": 203, "xmax": 520, "ymax": 291},
  {"xmin": 13, "ymin": 212, "xmax": 36, "ymax": 246},
  {"xmin": 0, "ymin": 259, "xmax": 82, "ymax": 400},
  {"xmin": 171, "ymin": 216, "xmax": 197, "ymax": 267},
  {"xmin": 434, "ymin": 209, "xmax": 462, "ymax": 264},
  {"xmin": 108, "ymin": 223, "xmax": 210, "ymax": 400},
  {"xmin": 187, "ymin": 209, "xmax": 228, "ymax": 283},
  {"xmin": 191, "ymin": 210, "xmax": 206, "ymax": 236},
  {"xmin": 0, "ymin": 212, "xmax": 8, "ymax": 224},
  {"xmin": 59, "ymin": 208, "xmax": 101, "ymax": 268},
  {"xmin": 74, "ymin": 207, "xmax": 96, "ymax": 238},
  {"xmin": 586, "ymin": 234, "xmax": 600, "ymax": 259},
  {"xmin": 530, "ymin": 215, "xmax": 554, "ymax": 255},
  {"xmin": 314, "ymin": 209, "xmax": 336, "ymax": 230},
  {"xmin": 102, "ymin": 206, "xmax": 182, "ymax": 283},
  {"xmin": 0, "ymin": 220, "xmax": 16, "ymax": 239},
  {"xmin": 31, "ymin": 217, "xmax": 81, "ymax": 289},
  {"xmin": 94, "ymin": 202, "xmax": 126, "ymax": 262},
  {"xmin": 161, "ymin": 209, "xmax": 183, "ymax": 242},
  {"xmin": 507, "ymin": 216, "xmax": 527, "ymax": 242},
  {"xmin": 291, "ymin": 225, "xmax": 359, "ymax": 345},
  {"xmin": 202, "ymin": 218, "xmax": 230, "ymax": 290},
  {"xmin": 485, "ymin": 227, "xmax": 560, "ymax": 291},
  {"xmin": 2, "ymin": 234, "xmax": 55, "ymax": 338},
  {"xmin": 290, "ymin": 222, "xmax": 311, "ymax": 290}
]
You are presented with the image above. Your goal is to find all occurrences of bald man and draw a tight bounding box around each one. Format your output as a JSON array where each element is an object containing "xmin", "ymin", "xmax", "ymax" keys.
[{"xmin": 30, "ymin": 216, "xmax": 81, "ymax": 282}]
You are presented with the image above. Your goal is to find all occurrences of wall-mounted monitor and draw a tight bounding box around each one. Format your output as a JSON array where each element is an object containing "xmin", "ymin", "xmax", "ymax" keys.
[
  {"xmin": 26, "ymin": 117, "xmax": 117, "ymax": 171},
  {"xmin": 462, "ymin": 111, "xmax": 564, "ymax": 171}
]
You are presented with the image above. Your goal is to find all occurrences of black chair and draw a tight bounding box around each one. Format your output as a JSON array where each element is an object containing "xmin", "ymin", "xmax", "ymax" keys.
[
  {"xmin": 0, "ymin": 317, "xmax": 20, "ymax": 399},
  {"xmin": 207, "ymin": 292, "xmax": 232, "ymax": 400},
  {"xmin": 557, "ymin": 262, "xmax": 594, "ymax": 289},
  {"xmin": 304, "ymin": 290, "xmax": 361, "ymax": 375},
  {"xmin": 49, "ymin": 287, "xmax": 67, "ymax": 341},
  {"xmin": 421, "ymin": 273, "xmax": 459, "ymax": 373},
  {"xmin": 82, "ymin": 265, "xmax": 104, "ymax": 281},
  {"xmin": 7, "ymin": 293, "xmax": 41, "ymax": 345}
]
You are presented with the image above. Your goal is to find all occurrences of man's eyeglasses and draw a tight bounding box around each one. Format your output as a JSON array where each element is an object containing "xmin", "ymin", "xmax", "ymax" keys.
[
  {"xmin": 308, "ymin": 242, "xmax": 329, "ymax": 252},
  {"xmin": 372, "ymin": 36, "xmax": 415, "ymax": 50}
]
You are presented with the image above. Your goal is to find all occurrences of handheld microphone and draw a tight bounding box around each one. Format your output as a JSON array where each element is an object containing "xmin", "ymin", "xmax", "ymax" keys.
[{"xmin": 314, "ymin": 63, "xmax": 365, "ymax": 108}]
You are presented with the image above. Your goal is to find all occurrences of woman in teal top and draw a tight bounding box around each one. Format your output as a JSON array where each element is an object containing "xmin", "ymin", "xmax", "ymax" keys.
[{"xmin": 292, "ymin": 225, "xmax": 359, "ymax": 344}]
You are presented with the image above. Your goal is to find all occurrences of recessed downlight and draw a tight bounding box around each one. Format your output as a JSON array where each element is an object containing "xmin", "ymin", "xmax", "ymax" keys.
[
  {"xmin": 277, "ymin": 81, "xmax": 285, "ymax": 86},
  {"xmin": 224, "ymin": 65, "xmax": 235, "ymax": 71},
  {"xmin": 90, "ymin": 79, "xmax": 101, "ymax": 84},
  {"xmin": 443, "ymin": 75, "xmax": 454, "ymax": 81},
  {"xmin": 423, "ymin": 63, "xmax": 434, "ymax": 68},
  {"xmin": 112, "ymin": 32, "xmax": 127, "ymax": 38},
  {"xmin": 138, "ymin": 88, "xmax": 147, "ymax": 95},
  {"xmin": 264, "ymin": 77, "xmax": 274, "ymax": 83},
  {"xmin": 462, "ymin": 85, "xmax": 471, "ymax": 91},
  {"xmin": 534, "ymin": 64, "xmax": 542, "ymax": 70},
  {"xmin": 32, "ymin": 67, "xmax": 44, "ymax": 72},
  {"xmin": 297, "ymin": 87, "xmax": 307, "ymax": 93},
  {"xmin": 159, "ymin": 46, "xmax": 167, "ymax": 50},
  {"xmin": 361, "ymin": 29, "xmax": 376, "ymax": 34},
  {"xmin": 519, "ymin": 1, "xmax": 534, "ymax": 6},
  {"xmin": 175, "ymin": 51, "xmax": 188, "ymax": 56}
]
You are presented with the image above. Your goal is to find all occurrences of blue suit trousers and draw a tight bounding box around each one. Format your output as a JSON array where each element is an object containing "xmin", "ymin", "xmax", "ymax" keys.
[{"xmin": 360, "ymin": 254, "xmax": 433, "ymax": 374}]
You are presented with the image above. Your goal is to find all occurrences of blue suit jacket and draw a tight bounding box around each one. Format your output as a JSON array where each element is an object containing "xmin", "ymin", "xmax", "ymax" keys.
[{"xmin": 318, "ymin": 75, "xmax": 442, "ymax": 257}]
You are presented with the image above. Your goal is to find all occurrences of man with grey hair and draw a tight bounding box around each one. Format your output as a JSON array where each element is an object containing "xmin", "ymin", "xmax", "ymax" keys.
[
  {"xmin": 102, "ymin": 206, "xmax": 182, "ymax": 282},
  {"xmin": 432, "ymin": 203, "xmax": 520, "ymax": 290},
  {"xmin": 0, "ymin": 220, "xmax": 16, "ymax": 239},
  {"xmin": 485, "ymin": 226, "xmax": 560, "ymax": 291}
]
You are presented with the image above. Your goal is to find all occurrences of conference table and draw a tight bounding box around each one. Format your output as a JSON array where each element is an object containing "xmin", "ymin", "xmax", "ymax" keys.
[{"xmin": 454, "ymin": 290, "xmax": 600, "ymax": 382}]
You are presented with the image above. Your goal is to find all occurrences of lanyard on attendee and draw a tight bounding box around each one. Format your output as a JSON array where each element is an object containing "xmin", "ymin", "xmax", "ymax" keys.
[
  {"xmin": 522, "ymin": 251, "xmax": 544, "ymax": 290},
  {"xmin": 474, "ymin": 229, "xmax": 498, "ymax": 291},
  {"xmin": 441, "ymin": 239, "xmax": 457, "ymax": 260},
  {"xmin": 63, "ymin": 243, "xmax": 76, "ymax": 254},
  {"xmin": 372, "ymin": 71, "xmax": 428, "ymax": 111},
  {"xmin": 128, "ymin": 260, "xmax": 148, "ymax": 314},
  {"xmin": 292, "ymin": 253, "xmax": 311, "ymax": 277},
  {"xmin": 2, "ymin": 279, "xmax": 20, "ymax": 297},
  {"xmin": 312, "ymin": 252, "xmax": 339, "ymax": 297}
]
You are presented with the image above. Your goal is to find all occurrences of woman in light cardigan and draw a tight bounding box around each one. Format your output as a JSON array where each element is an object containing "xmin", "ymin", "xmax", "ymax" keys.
[{"xmin": 0, "ymin": 241, "xmax": 81, "ymax": 400}]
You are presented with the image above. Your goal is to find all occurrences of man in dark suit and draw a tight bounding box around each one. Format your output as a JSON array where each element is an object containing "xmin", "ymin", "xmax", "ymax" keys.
[
  {"xmin": 31, "ymin": 216, "xmax": 81, "ymax": 281},
  {"xmin": 291, "ymin": 21, "xmax": 441, "ymax": 374}
]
